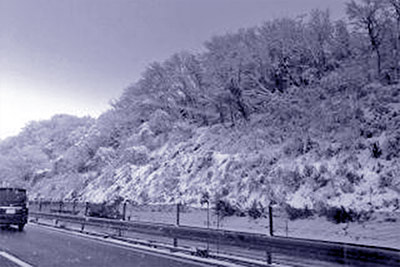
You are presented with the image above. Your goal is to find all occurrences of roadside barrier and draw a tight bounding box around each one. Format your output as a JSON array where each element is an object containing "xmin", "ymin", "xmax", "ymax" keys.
[{"xmin": 29, "ymin": 210, "xmax": 400, "ymax": 267}]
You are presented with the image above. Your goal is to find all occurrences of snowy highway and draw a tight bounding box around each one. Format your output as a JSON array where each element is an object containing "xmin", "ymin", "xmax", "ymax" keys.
[{"xmin": 0, "ymin": 224, "xmax": 213, "ymax": 267}]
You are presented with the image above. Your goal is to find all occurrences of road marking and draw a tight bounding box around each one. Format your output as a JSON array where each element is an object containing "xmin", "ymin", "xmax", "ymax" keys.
[{"xmin": 0, "ymin": 251, "xmax": 33, "ymax": 267}]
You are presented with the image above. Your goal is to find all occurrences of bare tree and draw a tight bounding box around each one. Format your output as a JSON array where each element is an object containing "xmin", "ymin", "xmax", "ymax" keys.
[
  {"xmin": 388, "ymin": 0, "xmax": 400, "ymax": 80},
  {"xmin": 332, "ymin": 20, "xmax": 351, "ymax": 61},
  {"xmin": 307, "ymin": 9, "xmax": 334, "ymax": 72},
  {"xmin": 347, "ymin": 0, "xmax": 386, "ymax": 76}
]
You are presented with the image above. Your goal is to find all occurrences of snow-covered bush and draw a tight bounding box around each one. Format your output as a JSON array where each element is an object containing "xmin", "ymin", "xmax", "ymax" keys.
[
  {"xmin": 214, "ymin": 199, "xmax": 237, "ymax": 218},
  {"xmin": 123, "ymin": 146, "xmax": 149, "ymax": 165},
  {"xmin": 320, "ymin": 206, "xmax": 373, "ymax": 224},
  {"xmin": 88, "ymin": 199, "xmax": 123, "ymax": 219},
  {"xmin": 247, "ymin": 200, "xmax": 264, "ymax": 219},
  {"xmin": 147, "ymin": 109, "xmax": 173, "ymax": 135},
  {"xmin": 285, "ymin": 205, "xmax": 314, "ymax": 221}
]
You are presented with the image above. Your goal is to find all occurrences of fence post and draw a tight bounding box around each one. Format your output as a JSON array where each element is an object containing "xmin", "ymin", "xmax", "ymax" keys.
[
  {"xmin": 269, "ymin": 204, "xmax": 274, "ymax": 236},
  {"xmin": 59, "ymin": 201, "xmax": 63, "ymax": 213},
  {"xmin": 176, "ymin": 203, "xmax": 180, "ymax": 226},
  {"xmin": 206, "ymin": 201, "xmax": 210, "ymax": 252},
  {"xmin": 39, "ymin": 199, "xmax": 42, "ymax": 212},
  {"xmin": 207, "ymin": 201, "xmax": 210, "ymax": 229},
  {"xmin": 72, "ymin": 200, "xmax": 77, "ymax": 214},
  {"xmin": 173, "ymin": 203, "xmax": 181, "ymax": 248},
  {"xmin": 85, "ymin": 202, "xmax": 89, "ymax": 216},
  {"xmin": 217, "ymin": 208, "xmax": 220, "ymax": 229},
  {"xmin": 285, "ymin": 219, "xmax": 288, "ymax": 237},
  {"xmin": 122, "ymin": 201, "xmax": 127, "ymax": 221}
]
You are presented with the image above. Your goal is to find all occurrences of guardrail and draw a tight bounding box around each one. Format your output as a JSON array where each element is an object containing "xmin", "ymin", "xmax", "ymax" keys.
[{"xmin": 29, "ymin": 211, "xmax": 400, "ymax": 266}]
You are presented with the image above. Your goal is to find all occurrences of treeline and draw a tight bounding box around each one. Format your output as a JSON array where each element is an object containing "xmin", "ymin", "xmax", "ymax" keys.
[{"xmin": 108, "ymin": 0, "xmax": 399, "ymax": 141}]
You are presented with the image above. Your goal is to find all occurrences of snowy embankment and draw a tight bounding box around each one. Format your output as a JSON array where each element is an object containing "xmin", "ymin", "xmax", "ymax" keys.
[
  {"xmin": 29, "ymin": 101, "xmax": 399, "ymax": 215},
  {"xmin": 73, "ymin": 113, "xmax": 399, "ymax": 215}
]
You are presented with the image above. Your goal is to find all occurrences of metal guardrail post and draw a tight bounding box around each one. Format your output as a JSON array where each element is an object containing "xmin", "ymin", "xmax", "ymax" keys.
[{"xmin": 266, "ymin": 251, "xmax": 272, "ymax": 264}]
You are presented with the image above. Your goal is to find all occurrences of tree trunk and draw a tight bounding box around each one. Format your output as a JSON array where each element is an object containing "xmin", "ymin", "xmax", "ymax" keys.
[
  {"xmin": 376, "ymin": 48, "xmax": 382, "ymax": 78},
  {"xmin": 397, "ymin": 18, "xmax": 400, "ymax": 81}
]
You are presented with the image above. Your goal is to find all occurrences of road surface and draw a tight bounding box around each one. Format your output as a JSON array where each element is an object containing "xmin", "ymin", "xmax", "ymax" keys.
[{"xmin": 0, "ymin": 224, "xmax": 214, "ymax": 267}]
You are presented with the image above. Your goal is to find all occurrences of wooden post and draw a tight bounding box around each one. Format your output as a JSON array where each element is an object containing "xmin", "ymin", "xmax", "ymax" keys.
[
  {"xmin": 269, "ymin": 205, "xmax": 273, "ymax": 236},
  {"xmin": 72, "ymin": 200, "xmax": 77, "ymax": 214},
  {"xmin": 39, "ymin": 200, "xmax": 42, "ymax": 212},
  {"xmin": 59, "ymin": 201, "xmax": 63, "ymax": 213}
]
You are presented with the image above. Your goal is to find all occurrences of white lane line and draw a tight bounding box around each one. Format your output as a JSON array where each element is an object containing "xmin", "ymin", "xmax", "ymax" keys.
[{"xmin": 0, "ymin": 251, "xmax": 33, "ymax": 267}]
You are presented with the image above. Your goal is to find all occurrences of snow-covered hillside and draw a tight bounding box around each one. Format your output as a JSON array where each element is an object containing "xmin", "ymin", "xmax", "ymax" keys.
[
  {"xmin": 18, "ymin": 84, "xmax": 399, "ymax": 217},
  {"xmin": 1, "ymin": 3, "xmax": 400, "ymax": 218}
]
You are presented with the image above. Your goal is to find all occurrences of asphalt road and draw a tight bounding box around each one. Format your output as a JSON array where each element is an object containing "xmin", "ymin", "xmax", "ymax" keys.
[{"xmin": 0, "ymin": 224, "xmax": 213, "ymax": 267}]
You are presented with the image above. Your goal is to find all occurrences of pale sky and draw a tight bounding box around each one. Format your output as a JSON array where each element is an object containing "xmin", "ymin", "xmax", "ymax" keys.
[{"xmin": 0, "ymin": 0, "xmax": 348, "ymax": 139}]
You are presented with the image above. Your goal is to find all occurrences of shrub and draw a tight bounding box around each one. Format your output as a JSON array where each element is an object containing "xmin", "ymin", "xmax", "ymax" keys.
[
  {"xmin": 383, "ymin": 134, "xmax": 400, "ymax": 160},
  {"xmin": 379, "ymin": 173, "xmax": 394, "ymax": 188},
  {"xmin": 214, "ymin": 199, "xmax": 236, "ymax": 218},
  {"xmin": 282, "ymin": 168, "xmax": 303, "ymax": 191},
  {"xmin": 340, "ymin": 181, "xmax": 355, "ymax": 193},
  {"xmin": 303, "ymin": 165, "xmax": 315, "ymax": 178},
  {"xmin": 372, "ymin": 142, "xmax": 382, "ymax": 158},
  {"xmin": 320, "ymin": 206, "xmax": 372, "ymax": 224},
  {"xmin": 346, "ymin": 171, "xmax": 362, "ymax": 184},
  {"xmin": 285, "ymin": 205, "xmax": 314, "ymax": 221},
  {"xmin": 304, "ymin": 137, "xmax": 318, "ymax": 153},
  {"xmin": 88, "ymin": 198, "xmax": 123, "ymax": 219},
  {"xmin": 248, "ymin": 201, "xmax": 263, "ymax": 219},
  {"xmin": 319, "ymin": 164, "xmax": 328, "ymax": 174}
]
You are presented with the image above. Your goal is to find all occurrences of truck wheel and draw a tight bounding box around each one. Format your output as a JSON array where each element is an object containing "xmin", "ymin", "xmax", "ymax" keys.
[{"xmin": 18, "ymin": 224, "xmax": 25, "ymax": 231}]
